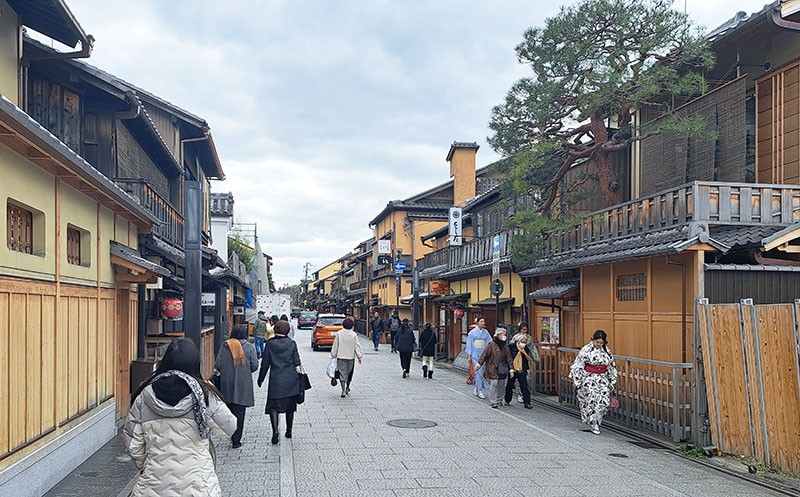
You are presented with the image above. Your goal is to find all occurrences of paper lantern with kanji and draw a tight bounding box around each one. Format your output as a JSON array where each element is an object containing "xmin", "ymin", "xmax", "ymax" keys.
[
  {"xmin": 453, "ymin": 308, "xmax": 465, "ymax": 319},
  {"xmin": 161, "ymin": 297, "xmax": 183, "ymax": 320}
]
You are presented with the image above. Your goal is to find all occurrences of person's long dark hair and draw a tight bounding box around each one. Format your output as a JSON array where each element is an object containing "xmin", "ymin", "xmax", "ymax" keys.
[
  {"xmin": 131, "ymin": 338, "xmax": 222, "ymax": 405},
  {"xmin": 592, "ymin": 329, "xmax": 614, "ymax": 361}
]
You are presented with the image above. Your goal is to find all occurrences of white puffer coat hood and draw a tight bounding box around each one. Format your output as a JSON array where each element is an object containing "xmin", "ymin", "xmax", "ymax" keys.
[{"xmin": 123, "ymin": 382, "xmax": 236, "ymax": 497}]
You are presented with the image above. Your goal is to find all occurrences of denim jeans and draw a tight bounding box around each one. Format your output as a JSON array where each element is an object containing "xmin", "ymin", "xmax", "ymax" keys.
[
  {"xmin": 254, "ymin": 336, "xmax": 266, "ymax": 357},
  {"xmin": 372, "ymin": 331, "xmax": 382, "ymax": 349}
]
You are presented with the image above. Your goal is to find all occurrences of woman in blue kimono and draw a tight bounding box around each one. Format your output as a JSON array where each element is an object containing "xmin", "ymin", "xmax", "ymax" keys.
[{"xmin": 466, "ymin": 317, "xmax": 493, "ymax": 399}]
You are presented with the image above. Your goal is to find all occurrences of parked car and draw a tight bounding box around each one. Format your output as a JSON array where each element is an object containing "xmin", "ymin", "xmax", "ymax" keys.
[
  {"xmin": 312, "ymin": 313, "xmax": 345, "ymax": 351},
  {"xmin": 297, "ymin": 311, "xmax": 318, "ymax": 329}
]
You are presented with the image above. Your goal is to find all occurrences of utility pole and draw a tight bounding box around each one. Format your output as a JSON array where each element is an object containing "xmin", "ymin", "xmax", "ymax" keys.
[{"xmin": 302, "ymin": 262, "xmax": 310, "ymax": 309}]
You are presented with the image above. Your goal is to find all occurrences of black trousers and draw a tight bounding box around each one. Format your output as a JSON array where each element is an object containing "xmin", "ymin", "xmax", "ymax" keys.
[
  {"xmin": 390, "ymin": 331, "xmax": 398, "ymax": 351},
  {"xmin": 227, "ymin": 403, "xmax": 247, "ymax": 445},
  {"xmin": 504, "ymin": 372, "xmax": 530, "ymax": 405},
  {"xmin": 399, "ymin": 351, "xmax": 413, "ymax": 371}
]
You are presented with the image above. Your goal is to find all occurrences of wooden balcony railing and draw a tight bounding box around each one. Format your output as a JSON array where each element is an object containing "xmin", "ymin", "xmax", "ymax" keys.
[
  {"xmin": 544, "ymin": 181, "xmax": 800, "ymax": 257},
  {"xmin": 349, "ymin": 279, "xmax": 367, "ymax": 291},
  {"xmin": 116, "ymin": 179, "xmax": 184, "ymax": 248},
  {"xmin": 417, "ymin": 246, "xmax": 449, "ymax": 272},
  {"xmin": 449, "ymin": 231, "xmax": 512, "ymax": 268}
]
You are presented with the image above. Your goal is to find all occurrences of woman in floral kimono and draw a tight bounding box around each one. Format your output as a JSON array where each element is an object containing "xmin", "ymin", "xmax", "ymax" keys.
[{"xmin": 569, "ymin": 330, "xmax": 618, "ymax": 435}]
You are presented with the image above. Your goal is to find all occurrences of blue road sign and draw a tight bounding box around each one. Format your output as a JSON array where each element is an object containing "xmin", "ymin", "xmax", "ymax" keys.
[
  {"xmin": 492, "ymin": 234, "xmax": 501, "ymax": 253},
  {"xmin": 393, "ymin": 261, "xmax": 407, "ymax": 272}
]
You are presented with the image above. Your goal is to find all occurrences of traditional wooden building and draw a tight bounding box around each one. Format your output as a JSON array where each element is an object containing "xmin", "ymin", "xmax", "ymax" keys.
[{"xmin": 0, "ymin": 2, "xmax": 178, "ymax": 493}]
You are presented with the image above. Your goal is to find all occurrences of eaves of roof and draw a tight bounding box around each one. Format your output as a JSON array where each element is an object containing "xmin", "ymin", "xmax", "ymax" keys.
[
  {"xmin": 0, "ymin": 93, "xmax": 156, "ymax": 229},
  {"xmin": 110, "ymin": 241, "xmax": 170, "ymax": 277},
  {"xmin": 706, "ymin": 2, "xmax": 778, "ymax": 46},
  {"xmin": 9, "ymin": 0, "xmax": 88, "ymax": 48},
  {"xmin": 440, "ymin": 257, "xmax": 511, "ymax": 279}
]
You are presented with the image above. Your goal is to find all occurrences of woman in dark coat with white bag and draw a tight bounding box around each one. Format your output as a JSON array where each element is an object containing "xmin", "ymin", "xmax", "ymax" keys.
[
  {"xmin": 257, "ymin": 320, "xmax": 302, "ymax": 444},
  {"xmin": 213, "ymin": 324, "xmax": 258, "ymax": 448}
]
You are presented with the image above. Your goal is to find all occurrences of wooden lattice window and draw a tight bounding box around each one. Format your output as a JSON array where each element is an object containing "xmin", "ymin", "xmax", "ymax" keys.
[
  {"xmin": 617, "ymin": 273, "xmax": 647, "ymax": 301},
  {"xmin": 67, "ymin": 226, "xmax": 81, "ymax": 265},
  {"xmin": 7, "ymin": 203, "xmax": 33, "ymax": 254}
]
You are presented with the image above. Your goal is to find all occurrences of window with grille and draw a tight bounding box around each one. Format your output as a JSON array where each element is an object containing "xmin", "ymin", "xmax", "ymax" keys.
[
  {"xmin": 67, "ymin": 226, "xmax": 81, "ymax": 265},
  {"xmin": 617, "ymin": 273, "xmax": 647, "ymax": 301},
  {"xmin": 7, "ymin": 203, "xmax": 34, "ymax": 254}
]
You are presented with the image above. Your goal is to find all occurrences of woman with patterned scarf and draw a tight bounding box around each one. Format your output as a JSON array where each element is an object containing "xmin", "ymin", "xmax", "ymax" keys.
[
  {"xmin": 214, "ymin": 324, "xmax": 259, "ymax": 448},
  {"xmin": 124, "ymin": 338, "xmax": 237, "ymax": 497}
]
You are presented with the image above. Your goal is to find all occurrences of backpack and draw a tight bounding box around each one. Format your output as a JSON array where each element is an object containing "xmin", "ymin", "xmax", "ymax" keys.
[{"xmin": 389, "ymin": 317, "xmax": 400, "ymax": 332}]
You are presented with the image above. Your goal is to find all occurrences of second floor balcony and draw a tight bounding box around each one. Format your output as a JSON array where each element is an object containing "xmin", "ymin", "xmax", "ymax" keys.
[{"xmin": 116, "ymin": 178, "xmax": 184, "ymax": 248}]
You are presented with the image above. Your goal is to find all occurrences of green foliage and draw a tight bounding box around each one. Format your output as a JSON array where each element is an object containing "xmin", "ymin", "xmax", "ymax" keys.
[
  {"xmin": 488, "ymin": 0, "xmax": 716, "ymax": 270},
  {"xmin": 488, "ymin": 0, "xmax": 715, "ymax": 219},
  {"xmin": 228, "ymin": 233, "xmax": 257, "ymax": 274},
  {"xmin": 680, "ymin": 444, "xmax": 708, "ymax": 458}
]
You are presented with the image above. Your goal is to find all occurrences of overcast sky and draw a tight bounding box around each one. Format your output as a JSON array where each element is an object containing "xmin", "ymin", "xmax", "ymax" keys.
[{"xmin": 62, "ymin": 0, "xmax": 765, "ymax": 287}]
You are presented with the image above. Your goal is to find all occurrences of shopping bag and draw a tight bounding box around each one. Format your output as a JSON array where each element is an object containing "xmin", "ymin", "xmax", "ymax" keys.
[{"xmin": 326, "ymin": 358, "xmax": 337, "ymax": 379}]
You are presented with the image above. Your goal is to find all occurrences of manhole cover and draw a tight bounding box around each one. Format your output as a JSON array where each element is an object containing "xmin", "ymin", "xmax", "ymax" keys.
[
  {"xmin": 387, "ymin": 419, "xmax": 437, "ymax": 429},
  {"xmin": 608, "ymin": 453, "xmax": 629, "ymax": 458}
]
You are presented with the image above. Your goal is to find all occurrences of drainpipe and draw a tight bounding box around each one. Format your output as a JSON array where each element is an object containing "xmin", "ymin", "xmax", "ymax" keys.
[
  {"xmin": 114, "ymin": 91, "xmax": 141, "ymax": 120},
  {"xmin": 666, "ymin": 255, "xmax": 688, "ymax": 363},
  {"xmin": 24, "ymin": 34, "xmax": 95, "ymax": 61}
]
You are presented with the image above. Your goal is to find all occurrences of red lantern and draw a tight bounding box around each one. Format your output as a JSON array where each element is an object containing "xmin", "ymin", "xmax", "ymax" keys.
[
  {"xmin": 453, "ymin": 308, "xmax": 465, "ymax": 319},
  {"xmin": 161, "ymin": 297, "xmax": 183, "ymax": 320}
]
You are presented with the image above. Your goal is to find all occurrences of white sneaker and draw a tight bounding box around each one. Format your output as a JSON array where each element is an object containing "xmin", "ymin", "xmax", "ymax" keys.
[
  {"xmin": 517, "ymin": 395, "xmax": 524, "ymax": 403},
  {"xmin": 477, "ymin": 390, "xmax": 486, "ymax": 399},
  {"xmin": 473, "ymin": 387, "xmax": 479, "ymax": 397},
  {"xmin": 591, "ymin": 423, "xmax": 600, "ymax": 435}
]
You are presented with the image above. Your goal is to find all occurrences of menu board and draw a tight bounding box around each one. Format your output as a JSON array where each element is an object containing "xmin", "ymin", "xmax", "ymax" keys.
[{"xmin": 540, "ymin": 316, "xmax": 560, "ymax": 344}]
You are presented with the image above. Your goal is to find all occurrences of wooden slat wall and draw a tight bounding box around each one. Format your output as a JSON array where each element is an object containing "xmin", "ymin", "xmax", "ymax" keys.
[
  {"xmin": 0, "ymin": 277, "xmax": 116, "ymax": 460},
  {"xmin": 698, "ymin": 300, "xmax": 800, "ymax": 474},
  {"xmin": 756, "ymin": 61, "xmax": 800, "ymax": 185}
]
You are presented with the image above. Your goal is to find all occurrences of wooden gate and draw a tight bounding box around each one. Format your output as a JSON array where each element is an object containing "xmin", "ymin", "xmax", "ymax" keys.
[{"xmin": 696, "ymin": 299, "xmax": 800, "ymax": 473}]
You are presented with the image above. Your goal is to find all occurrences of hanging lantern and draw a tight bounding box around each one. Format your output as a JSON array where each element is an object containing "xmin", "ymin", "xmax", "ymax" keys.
[
  {"xmin": 453, "ymin": 307, "xmax": 465, "ymax": 319},
  {"xmin": 161, "ymin": 297, "xmax": 184, "ymax": 320}
]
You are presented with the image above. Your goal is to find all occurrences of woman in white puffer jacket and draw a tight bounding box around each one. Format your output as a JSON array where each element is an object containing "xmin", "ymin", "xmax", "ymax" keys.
[{"xmin": 124, "ymin": 338, "xmax": 237, "ymax": 497}]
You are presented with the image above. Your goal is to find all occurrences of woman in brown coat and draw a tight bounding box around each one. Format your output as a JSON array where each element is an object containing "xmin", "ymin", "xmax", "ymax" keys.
[{"xmin": 475, "ymin": 328, "xmax": 513, "ymax": 408}]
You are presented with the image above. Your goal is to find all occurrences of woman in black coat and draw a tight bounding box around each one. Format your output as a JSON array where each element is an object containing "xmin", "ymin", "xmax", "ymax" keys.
[
  {"xmin": 419, "ymin": 323, "xmax": 437, "ymax": 379},
  {"xmin": 213, "ymin": 324, "xmax": 258, "ymax": 448},
  {"xmin": 257, "ymin": 320, "xmax": 302, "ymax": 444},
  {"xmin": 395, "ymin": 318, "xmax": 416, "ymax": 378}
]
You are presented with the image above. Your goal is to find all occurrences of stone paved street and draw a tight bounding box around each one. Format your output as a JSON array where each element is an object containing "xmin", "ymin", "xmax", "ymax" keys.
[{"xmin": 209, "ymin": 328, "xmax": 783, "ymax": 497}]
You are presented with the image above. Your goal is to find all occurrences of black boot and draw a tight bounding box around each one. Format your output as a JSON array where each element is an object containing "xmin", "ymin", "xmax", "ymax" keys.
[
  {"xmin": 428, "ymin": 370, "xmax": 433, "ymax": 379},
  {"xmin": 422, "ymin": 365, "xmax": 428, "ymax": 378},
  {"xmin": 269, "ymin": 410, "xmax": 280, "ymax": 444},
  {"xmin": 285, "ymin": 410, "xmax": 294, "ymax": 439}
]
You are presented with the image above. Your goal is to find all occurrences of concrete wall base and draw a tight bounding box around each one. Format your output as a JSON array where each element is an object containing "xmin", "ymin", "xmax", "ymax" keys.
[{"xmin": 0, "ymin": 404, "xmax": 117, "ymax": 496}]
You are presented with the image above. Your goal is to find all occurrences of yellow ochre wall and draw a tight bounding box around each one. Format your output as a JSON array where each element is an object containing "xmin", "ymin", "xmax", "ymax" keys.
[
  {"xmin": 580, "ymin": 253, "xmax": 697, "ymax": 363},
  {"xmin": 448, "ymin": 271, "xmax": 524, "ymax": 307},
  {"xmin": 0, "ymin": 1, "xmax": 19, "ymax": 104}
]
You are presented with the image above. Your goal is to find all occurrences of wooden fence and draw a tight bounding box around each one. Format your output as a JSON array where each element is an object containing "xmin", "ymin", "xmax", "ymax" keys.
[
  {"xmin": 557, "ymin": 348, "xmax": 693, "ymax": 442},
  {"xmin": 696, "ymin": 299, "xmax": 800, "ymax": 473}
]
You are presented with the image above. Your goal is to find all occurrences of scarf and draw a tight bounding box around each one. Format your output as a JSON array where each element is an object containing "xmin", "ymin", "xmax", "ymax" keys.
[
  {"xmin": 513, "ymin": 343, "xmax": 533, "ymax": 371},
  {"xmin": 151, "ymin": 370, "xmax": 211, "ymax": 439},
  {"xmin": 227, "ymin": 338, "xmax": 245, "ymax": 366}
]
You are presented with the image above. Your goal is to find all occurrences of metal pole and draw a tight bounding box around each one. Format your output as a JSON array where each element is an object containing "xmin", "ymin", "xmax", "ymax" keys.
[
  {"xmin": 184, "ymin": 180, "xmax": 203, "ymax": 347},
  {"xmin": 412, "ymin": 267, "xmax": 420, "ymax": 332}
]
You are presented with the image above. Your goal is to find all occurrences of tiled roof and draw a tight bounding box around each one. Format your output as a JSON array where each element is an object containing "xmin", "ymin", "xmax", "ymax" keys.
[
  {"xmin": 110, "ymin": 241, "xmax": 170, "ymax": 276},
  {"xmin": 529, "ymin": 278, "xmax": 580, "ymax": 299},
  {"xmin": 419, "ymin": 264, "xmax": 448, "ymax": 279},
  {"xmin": 709, "ymin": 225, "xmax": 784, "ymax": 250},
  {"xmin": 440, "ymin": 257, "xmax": 511, "ymax": 279}
]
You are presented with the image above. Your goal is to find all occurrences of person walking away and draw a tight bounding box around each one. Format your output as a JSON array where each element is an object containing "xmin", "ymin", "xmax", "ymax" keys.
[
  {"xmin": 570, "ymin": 329, "xmax": 618, "ymax": 435},
  {"xmin": 466, "ymin": 317, "xmax": 493, "ymax": 399},
  {"xmin": 268, "ymin": 315, "xmax": 279, "ymax": 340},
  {"xmin": 505, "ymin": 333, "xmax": 536, "ymax": 409},
  {"xmin": 476, "ymin": 328, "xmax": 513, "ymax": 408},
  {"xmin": 388, "ymin": 311, "xmax": 401, "ymax": 353},
  {"xmin": 419, "ymin": 323, "xmax": 437, "ymax": 379},
  {"xmin": 370, "ymin": 311, "xmax": 385, "ymax": 351},
  {"xmin": 330, "ymin": 317, "xmax": 363, "ymax": 397},
  {"xmin": 258, "ymin": 320, "xmax": 303, "ymax": 444},
  {"xmin": 213, "ymin": 324, "xmax": 258, "ymax": 448},
  {"xmin": 124, "ymin": 338, "xmax": 236, "ymax": 497},
  {"xmin": 395, "ymin": 318, "xmax": 416, "ymax": 378},
  {"xmin": 252, "ymin": 311, "xmax": 269, "ymax": 358},
  {"xmin": 280, "ymin": 314, "xmax": 297, "ymax": 340},
  {"xmin": 509, "ymin": 322, "xmax": 537, "ymax": 403}
]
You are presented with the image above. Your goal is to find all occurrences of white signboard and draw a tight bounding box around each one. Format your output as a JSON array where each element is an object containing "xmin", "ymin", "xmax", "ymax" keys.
[
  {"xmin": 378, "ymin": 239, "xmax": 392, "ymax": 255},
  {"xmin": 448, "ymin": 207, "xmax": 463, "ymax": 246},
  {"xmin": 201, "ymin": 292, "xmax": 216, "ymax": 307}
]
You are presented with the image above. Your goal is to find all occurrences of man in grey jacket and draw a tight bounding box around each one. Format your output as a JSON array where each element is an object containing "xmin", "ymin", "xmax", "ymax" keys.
[{"xmin": 253, "ymin": 311, "xmax": 268, "ymax": 358}]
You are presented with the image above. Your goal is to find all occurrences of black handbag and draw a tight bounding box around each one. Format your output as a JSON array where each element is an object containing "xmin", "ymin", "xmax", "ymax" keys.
[
  {"xmin": 497, "ymin": 360, "xmax": 510, "ymax": 379},
  {"xmin": 299, "ymin": 372, "xmax": 312, "ymax": 391}
]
